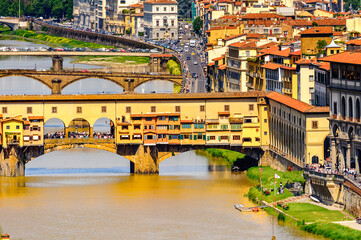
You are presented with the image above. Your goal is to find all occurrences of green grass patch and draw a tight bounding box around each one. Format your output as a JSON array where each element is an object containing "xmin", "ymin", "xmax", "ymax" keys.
[
  {"xmin": 3, "ymin": 30, "xmax": 114, "ymax": 49},
  {"xmin": 173, "ymin": 83, "xmax": 181, "ymax": 93},
  {"xmin": 167, "ymin": 59, "xmax": 181, "ymax": 75},
  {"xmin": 246, "ymin": 166, "xmax": 305, "ymax": 203},
  {"xmin": 198, "ymin": 148, "xmax": 245, "ymax": 165},
  {"xmin": 0, "ymin": 24, "xmax": 11, "ymax": 32},
  {"xmin": 301, "ymin": 221, "xmax": 361, "ymax": 240},
  {"xmin": 75, "ymin": 56, "xmax": 149, "ymax": 65},
  {"xmin": 279, "ymin": 203, "xmax": 350, "ymax": 223}
]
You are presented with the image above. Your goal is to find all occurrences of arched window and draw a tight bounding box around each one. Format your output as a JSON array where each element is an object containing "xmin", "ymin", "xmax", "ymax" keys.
[
  {"xmin": 356, "ymin": 98, "xmax": 360, "ymax": 120},
  {"xmin": 341, "ymin": 96, "xmax": 346, "ymax": 118},
  {"xmin": 349, "ymin": 97, "xmax": 353, "ymax": 119}
]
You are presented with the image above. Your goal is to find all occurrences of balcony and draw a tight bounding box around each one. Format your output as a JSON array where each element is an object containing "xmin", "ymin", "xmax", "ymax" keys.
[{"xmin": 282, "ymin": 88, "xmax": 292, "ymax": 94}]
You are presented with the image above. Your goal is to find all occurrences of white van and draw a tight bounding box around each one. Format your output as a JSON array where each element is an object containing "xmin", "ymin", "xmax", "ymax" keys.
[
  {"xmin": 184, "ymin": 45, "xmax": 189, "ymax": 52},
  {"xmin": 190, "ymin": 40, "xmax": 196, "ymax": 47}
]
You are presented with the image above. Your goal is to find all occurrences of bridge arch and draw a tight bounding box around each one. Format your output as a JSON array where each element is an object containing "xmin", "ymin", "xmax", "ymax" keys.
[
  {"xmin": 61, "ymin": 76, "xmax": 126, "ymax": 91},
  {"xmin": 0, "ymin": 75, "xmax": 52, "ymax": 94},
  {"xmin": 133, "ymin": 78, "xmax": 182, "ymax": 90},
  {"xmin": 0, "ymin": 21, "xmax": 15, "ymax": 31},
  {"xmin": 93, "ymin": 117, "xmax": 115, "ymax": 139}
]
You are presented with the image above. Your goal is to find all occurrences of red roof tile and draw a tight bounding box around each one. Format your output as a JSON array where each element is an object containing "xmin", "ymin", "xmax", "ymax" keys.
[
  {"xmin": 346, "ymin": 39, "xmax": 361, "ymax": 46},
  {"xmin": 289, "ymin": 50, "xmax": 301, "ymax": 56},
  {"xmin": 207, "ymin": 62, "xmax": 215, "ymax": 66},
  {"xmin": 262, "ymin": 62, "xmax": 282, "ymax": 70},
  {"xmin": 144, "ymin": 0, "xmax": 177, "ymax": 4},
  {"xmin": 223, "ymin": 34, "xmax": 244, "ymax": 41},
  {"xmin": 320, "ymin": 51, "xmax": 361, "ymax": 65},
  {"xmin": 212, "ymin": 56, "xmax": 224, "ymax": 61},
  {"xmin": 218, "ymin": 64, "xmax": 226, "ymax": 70},
  {"xmin": 246, "ymin": 33, "xmax": 264, "ymax": 39},
  {"xmin": 229, "ymin": 41, "xmax": 257, "ymax": 49},
  {"xmin": 300, "ymin": 27, "xmax": 333, "ymax": 35},
  {"xmin": 28, "ymin": 116, "xmax": 44, "ymax": 120},
  {"xmin": 318, "ymin": 61, "xmax": 330, "ymax": 71},
  {"xmin": 266, "ymin": 92, "xmax": 329, "ymax": 113},
  {"xmin": 240, "ymin": 13, "xmax": 285, "ymax": 20}
]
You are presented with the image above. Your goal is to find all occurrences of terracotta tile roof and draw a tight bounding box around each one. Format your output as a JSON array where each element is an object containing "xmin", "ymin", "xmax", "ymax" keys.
[
  {"xmin": 207, "ymin": 62, "xmax": 215, "ymax": 66},
  {"xmin": 315, "ymin": 19, "xmax": 346, "ymax": 26},
  {"xmin": 240, "ymin": 13, "xmax": 285, "ymax": 20},
  {"xmin": 262, "ymin": 62, "xmax": 282, "ymax": 70},
  {"xmin": 289, "ymin": 50, "xmax": 301, "ymax": 56},
  {"xmin": 229, "ymin": 41, "xmax": 257, "ymax": 49},
  {"xmin": 320, "ymin": 51, "xmax": 361, "ymax": 65},
  {"xmin": 281, "ymin": 65, "xmax": 296, "ymax": 70},
  {"xmin": 256, "ymin": 45, "xmax": 279, "ymax": 57},
  {"xmin": 346, "ymin": 39, "xmax": 361, "ymax": 46},
  {"xmin": 28, "ymin": 116, "xmax": 44, "ymax": 120},
  {"xmin": 258, "ymin": 42, "xmax": 278, "ymax": 49},
  {"xmin": 316, "ymin": 9, "xmax": 334, "ymax": 14},
  {"xmin": 333, "ymin": 31, "xmax": 343, "ymax": 36},
  {"xmin": 283, "ymin": 20, "xmax": 312, "ymax": 27},
  {"xmin": 218, "ymin": 64, "xmax": 226, "ymax": 70},
  {"xmin": 235, "ymin": 1, "xmax": 242, "ymax": 5},
  {"xmin": 299, "ymin": 27, "xmax": 333, "ymax": 35},
  {"xmin": 133, "ymin": 13, "xmax": 144, "ymax": 17},
  {"xmin": 246, "ymin": 33, "xmax": 264, "ymax": 39},
  {"xmin": 318, "ymin": 61, "xmax": 330, "ymax": 71},
  {"xmin": 266, "ymin": 92, "xmax": 329, "ymax": 113},
  {"xmin": 181, "ymin": 120, "xmax": 193, "ymax": 123},
  {"xmin": 219, "ymin": 15, "xmax": 239, "ymax": 20},
  {"xmin": 212, "ymin": 56, "xmax": 224, "ymax": 61},
  {"xmin": 295, "ymin": 57, "xmax": 318, "ymax": 65},
  {"xmin": 129, "ymin": 3, "xmax": 143, "ymax": 8},
  {"xmin": 223, "ymin": 34, "xmax": 244, "ymax": 41},
  {"xmin": 270, "ymin": 48, "xmax": 291, "ymax": 57}
]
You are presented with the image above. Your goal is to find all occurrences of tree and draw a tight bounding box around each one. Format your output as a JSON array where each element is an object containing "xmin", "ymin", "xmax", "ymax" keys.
[
  {"xmin": 312, "ymin": 21, "xmax": 318, "ymax": 27},
  {"xmin": 192, "ymin": 16, "xmax": 202, "ymax": 35},
  {"xmin": 316, "ymin": 40, "xmax": 328, "ymax": 54}
]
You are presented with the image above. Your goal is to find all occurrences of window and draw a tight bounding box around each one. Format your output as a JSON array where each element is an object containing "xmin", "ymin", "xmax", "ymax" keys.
[
  {"xmin": 264, "ymin": 131, "xmax": 268, "ymax": 135},
  {"xmin": 171, "ymin": 20, "xmax": 174, "ymax": 26},
  {"xmin": 134, "ymin": 125, "xmax": 141, "ymax": 130},
  {"xmin": 146, "ymin": 117, "xmax": 152, "ymax": 121},
  {"xmin": 220, "ymin": 124, "xmax": 228, "ymax": 130},
  {"xmin": 264, "ymin": 107, "xmax": 267, "ymax": 111},
  {"xmin": 2, "ymin": 107, "xmax": 7, "ymax": 113},
  {"xmin": 309, "ymin": 65, "xmax": 313, "ymax": 70},
  {"xmin": 175, "ymin": 106, "xmax": 181, "ymax": 112},
  {"xmin": 309, "ymin": 75, "xmax": 314, "ymax": 81},
  {"xmin": 331, "ymin": 50, "xmax": 334, "ymax": 54},
  {"xmin": 264, "ymin": 119, "xmax": 267, "ymax": 123},
  {"xmin": 16, "ymin": 125, "xmax": 20, "ymax": 129},
  {"xmin": 77, "ymin": 107, "xmax": 82, "ymax": 113},
  {"xmin": 243, "ymin": 137, "xmax": 252, "ymax": 142},
  {"xmin": 194, "ymin": 123, "xmax": 204, "ymax": 129},
  {"xmin": 224, "ymin": 105, "xmax": 230, "ymax": 111},
  {"xmin": 210, "ymin": 136, "xmax": 216, "ymax": 140},
  {"xmin": 156, "ymin": 32, "xmax": 159, "ymax": 38},
  {"xmin": 156, "ymin": 7, "xmax": 159, "ymax": 11},
  {"xmin": 233, "ymin": 135, "xmax": 240, "ymax": 140},
  {"xmin": 164, "ymin": 7, "xmax": 166, "ymax": 11},
  {"xmin": 52, "ymin": 107, "xmax": 57, "ymax": 113},
  {"xmin": 101, "ymin": 106, "xmax": 107, "ymax": 113},
  {"xmin": 171, "ymin": 7, "xmax": 174, "ymax": 11},
  {"xmin": 27, "ymin": 107, "xmax": 32, "ymax": 114},
  {"xmin": 158, "ymin": 116, "xmax": 166, "ymax": 121},
  {"xmin": 249, "ymin": 104, "xmax": 254, "ymax": 111},
  {"xmin": 122, "ymin": 126, "xmax": 128, "ymax": 130},
  {"xmin": 220, "ymin": 136, "xmax": 228, "ymax": 140},
  {"xmin": 156, "ymin": 20, "xmax": 159, "ymax": 27},
  {"xmin": 312, "ymin": 121, "xmax": 318, "ymax": 129},
  {"xmin": 182, "ymin": 124, "xmax": 191, "ymax": 129},
  {"xmin": 309, "ymin": 88, "xmax": 314, "ymax": 94},
  {"xmin": 126, "ymin": 106, "xmax": 131, "ymax": 113},
  {"xmin": 151, "ymin": 106, "xmax": 156, "ymax": 112},
  {"xmin": 200, "ymin": 105, "xmax": 205, "ymax": 112},
  {"xmin": 171, "ymin": 32, "xmax": 174, "ymax": 38},
  {"xmin": 6, "ymin": 125, "xmax": 9, "ymax": 129}
]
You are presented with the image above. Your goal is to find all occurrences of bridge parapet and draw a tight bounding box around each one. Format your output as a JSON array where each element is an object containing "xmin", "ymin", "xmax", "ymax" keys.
[{"xmin": 44, "ymin": 138, "xmax": 116, "ymax": 153}]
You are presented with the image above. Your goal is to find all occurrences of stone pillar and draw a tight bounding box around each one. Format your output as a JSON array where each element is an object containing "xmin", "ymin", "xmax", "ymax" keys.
[
  {"xmin": 51, "ymin": 78, "xmax": 62, "ymax": 94},
  {"xmin": 0, "ymin": 146, "xmax": 25, "ymax": 177},
  {"xmin": 65, "ymin": 127, "xmax": 69, "ymax": 139},
  {"xmin": 347, "ymin": 142, "xmax": 351, "ymax": 169},
  {"xmin": 52, "ymin": 56, "xmax": 63, "ymax": 72},
  {"xmin": 90, "ymin": 127, "xmax": 93, "ymax": 138},
  {"xmin": 149, "ymin": 57, "xmax": 154, "ymax": 72},
  {"xmin": 331, "ymin": 138, "xmax": 337, "ymax": 170},
  {"xmin": 133, "ymin": 145, "xmax": 159, "ymax": 174}
]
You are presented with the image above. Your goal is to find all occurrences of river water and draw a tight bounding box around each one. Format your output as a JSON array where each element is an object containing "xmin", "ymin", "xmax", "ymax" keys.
[
  {"xmin": 0, "ymin": 39, "xmax": 173, "ymax": 94},
  {"xmin": 0, "ymin": 39, "xmax": 321, "ymax": 240}
]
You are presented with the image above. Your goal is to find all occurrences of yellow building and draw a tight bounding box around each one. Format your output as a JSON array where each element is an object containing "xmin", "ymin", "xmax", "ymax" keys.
[
  {"xmin": 300, "ymin": 27, "xmax": 333, "ymax": 56},
  {"xmin": 206, "ymin": 26, "xmax": 243, "ymax": 47},
  {"xmin": 267, "ymin": 92, "xmax": 330, "ymax": 165},
  {"xmin": 314, "ymin": 9, "xmax": 334, "ymax": 18},
  {"xmin": 2, "ymin": 117, "xmax": 24, "ymax": 148}
]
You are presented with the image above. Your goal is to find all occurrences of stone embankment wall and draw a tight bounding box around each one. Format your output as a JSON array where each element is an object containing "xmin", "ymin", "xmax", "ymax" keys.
[
  {"xmin": 260, "ymin": 149, "xmax": 302, "ymax": 171},
  {"xmin": 343, "ymin": 180, "xmax": 361, "ymax": 217}
]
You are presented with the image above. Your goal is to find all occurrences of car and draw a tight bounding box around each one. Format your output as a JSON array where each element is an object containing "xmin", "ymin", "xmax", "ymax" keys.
[
  {"xmin": 192, "ymin": 73, "xmax": 198, "ymax": 78},
  {"xmin": 191, "ymin": 52, "xmax": 195, "ymax": 55},
  {"xmin": 193, "ymin": 61, "xmax": 198, "ymax": 65},
  {"xmin": 81, "ymin": 69, "xmax": 89, "ymax": 73},
  {"xmin": 186, "ymin": 56, "xmax": 191, "ymax": 60}
]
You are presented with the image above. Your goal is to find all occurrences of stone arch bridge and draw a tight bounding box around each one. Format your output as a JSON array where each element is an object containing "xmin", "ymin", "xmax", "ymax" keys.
[{"xmin": 0, "ymin": 69, "xmax": 183, "ymax": 93}]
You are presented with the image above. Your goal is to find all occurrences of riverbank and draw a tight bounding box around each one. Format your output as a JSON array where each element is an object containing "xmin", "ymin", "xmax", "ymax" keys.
[
  {"xmin": 245, "ymin": 165, "xmax": 361, "ymax": 239},
  {"xmin": 2, "ymin": 30, "xmax": 113, "ymax": 49},
  {"xmin": 196, "ymin": 148, "xmax": 245, "ymax": 165}
]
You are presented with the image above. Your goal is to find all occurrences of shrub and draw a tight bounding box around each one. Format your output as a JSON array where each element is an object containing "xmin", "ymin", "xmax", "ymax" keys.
[
  {"xmin": 278, "ymin": 212, "xmax": 286, "ymax": 221},
  {"xmin": 41, "ymin": 26, "xmax": 47, "ymax": 31}
]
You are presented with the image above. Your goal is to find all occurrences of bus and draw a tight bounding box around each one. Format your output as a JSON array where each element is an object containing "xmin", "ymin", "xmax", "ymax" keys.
[{"xmin": 190, "ymin": 40, "xmax": 196, "ymax": 47}]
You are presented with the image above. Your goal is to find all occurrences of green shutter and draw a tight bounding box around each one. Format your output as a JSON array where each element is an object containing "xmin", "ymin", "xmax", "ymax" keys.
[
  {"xmin": 202, "ymin": 135, "xmax": 206, "ymax": 140},
  {"xmin": 207, "ymin": 136, "xmax": 210, "ymax": 141},
  {"xmin": 194, "ymin": 135, "xmax": 197, "ymax": 140},
  {"xmin": 189, "ymin": 135, "xmax": 192, "ymax": 139},
  {"xmin": 169, "ymin": 135, "xmax": 172, "ymax": 140},
  {"xmin": 218, "ymin": 136, "xmax": 221, "ymax": 141}
]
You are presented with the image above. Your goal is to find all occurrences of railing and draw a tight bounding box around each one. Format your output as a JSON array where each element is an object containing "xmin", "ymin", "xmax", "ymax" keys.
[
  {"xmin": 303, "ymin": 168, "xmax": 345, "ymax": 182},
  {"xmin": 45, "ymin": 138, "xmax": 115, "ymax": 144}
]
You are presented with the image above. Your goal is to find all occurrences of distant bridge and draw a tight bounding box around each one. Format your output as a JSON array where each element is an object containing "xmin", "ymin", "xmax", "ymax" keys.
[
  {"xmin": 0, "ymin": 52, "xmax": 154, "ymax": 57},
  {"xmin": 0, "ymin": 69, "xmax": 183, "ymax": 93},
  {"xmin": 0, "ymin": 18, "xmax": 21, "ymax": 31}
]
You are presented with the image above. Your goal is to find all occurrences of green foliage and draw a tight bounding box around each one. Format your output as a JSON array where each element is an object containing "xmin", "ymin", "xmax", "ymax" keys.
[
  {"xmin": 192, "ymin": 16, "xmax": 203, "ymax": 34},
  {"xmin": 173, "ymin": 83, "xmax": 181, "ymax": 93},
  {"xmin": 0, "ymin": 0, "xmax": 73, "ymax": 19},
  {"xmin": 201, "ymin": 148, "xmax": 246, "ymax": 165},
  {"xmin": 278, "ymin": 203, "xmax": 351, "ymax": 222},
  {"xmin": 301, "ymin": 221, "xmax": 361, "ymax": 240},
  {"xmin": 167, "ymin": 59, "xmax": 181, "ymax": 75},
  {"xmin": 177, "ymin": 0, "xmax": 192, "ymax": 18},
  {"xmin": 317, "ymin": 40, "xmax": 328, "ymax": 50},
  {"xmin": 41, "ymin": 26, "xmax": 47, "ymax": 32},
  {"xmin": 76, "ymin": 56, "xmax": 149, "ymax": 65},
  {"xmin": 126, "ymin": 28, "xmax": 131, "ymax": 35},
  {"xmin": 0, "ymin": 24, "xmax": 11, "ymax": 32},
  {"xmin": 278, "ymin": 212, "xmax": 286, "ymax": 221},
  {"xmin": 312, "ymin": 21, "xmax": 318, "ymax": 27},
  {"xmin": 5, "ymin": 30, "xmax": 114, "ymax": 49},
  {"xmin": 138, "ymin": 32, "xmax": 144, "ymax": 36},
  {"xmin": 122, "ymin": 9, "xmax": 129, "ymax": 14},
  {"xmin": 345, "ymin": 0, "xmax": 360, "ymax": 11}
]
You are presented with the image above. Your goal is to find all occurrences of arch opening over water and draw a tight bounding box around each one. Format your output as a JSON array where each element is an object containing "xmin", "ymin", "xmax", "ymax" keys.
[
  {"xmin": 62, "ymin": 78, "xmax": 124, "ymax": 94},
  {"xmin": 0, "ymin": 76, "xmax": 51, "ymax": 95},
  {"xmin": 134, "ymin": 80, "xmax": 174, "ymax": 93}
]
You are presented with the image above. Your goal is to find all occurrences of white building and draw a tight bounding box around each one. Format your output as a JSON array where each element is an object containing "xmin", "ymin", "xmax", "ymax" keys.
[{"xmin": 143, "ymin": 0, "xmax": 178, "ymax": 39}]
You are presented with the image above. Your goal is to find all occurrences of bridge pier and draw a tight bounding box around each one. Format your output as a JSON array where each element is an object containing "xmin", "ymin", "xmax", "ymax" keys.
[
  {"xmin": 0, "ymin": 146, "xmax": 25, "ymax": 177},
  {"xmin": 52, "ymin": 78, "xmax": 62, "ymax": 94},
  {"xmin": 52, "ymin": 56, "xmax": 63, "ymax": 72}
]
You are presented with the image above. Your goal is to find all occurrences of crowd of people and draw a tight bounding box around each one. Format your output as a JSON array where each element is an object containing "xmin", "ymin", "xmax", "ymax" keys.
[
  {"xmin": 44, "ymin": 131, "xmax": 114, "ymax": 139},
  {"xmin": 305, "ymin": 163, "xmax": 360, "ymax": 181}
]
